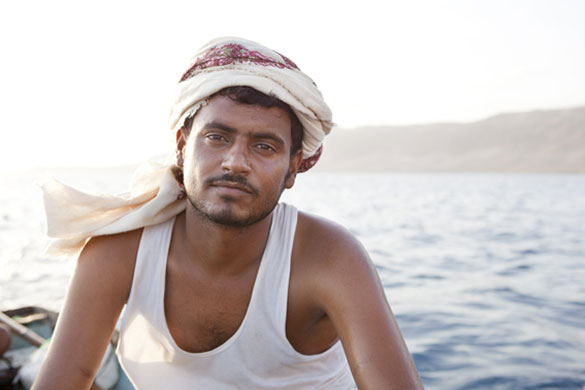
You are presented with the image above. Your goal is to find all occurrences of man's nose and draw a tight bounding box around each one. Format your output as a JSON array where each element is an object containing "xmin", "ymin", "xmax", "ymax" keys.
[{"xmin": 221, "ymin": 141, "xmax": 251, "ymax": 174}]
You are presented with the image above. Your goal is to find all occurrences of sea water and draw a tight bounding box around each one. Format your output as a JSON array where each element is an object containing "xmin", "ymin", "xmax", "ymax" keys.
[{"xmin": 1, "ymin": 169, "xmax": 584, "ymax": 390}]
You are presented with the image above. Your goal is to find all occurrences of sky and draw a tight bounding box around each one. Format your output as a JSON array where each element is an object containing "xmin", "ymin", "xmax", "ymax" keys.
[{"xmin": 1, "ymin": 0, "xmax": 585, "ymax": 171}]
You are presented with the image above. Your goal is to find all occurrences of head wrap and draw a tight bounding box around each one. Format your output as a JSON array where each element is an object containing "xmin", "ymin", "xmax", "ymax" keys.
[
  {"xmin": 41, "ymin": 37, "xmax": 333, "ymax": 256},
  {"xmin": 170, "ymin": 37, "xmax": 332, "ymax": 171}
]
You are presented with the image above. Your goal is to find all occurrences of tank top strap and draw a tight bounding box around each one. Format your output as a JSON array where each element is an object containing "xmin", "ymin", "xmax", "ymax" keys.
[
  {"xmin": 122, "ymin": 217, "xmax": 175, "ymax": 335},
  {"xmin": 244, "ymin": 203, "xmax": 298, "ymax": 340}
]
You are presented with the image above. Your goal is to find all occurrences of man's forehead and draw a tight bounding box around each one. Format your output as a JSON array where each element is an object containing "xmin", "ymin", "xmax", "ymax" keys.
[
  {"xmin": 195, "ymin": 95, "xmax": 291, "ymax": 124},
  {"xmin": 193, "ymin": 95, "xmax": 292, "ymax": 139}
]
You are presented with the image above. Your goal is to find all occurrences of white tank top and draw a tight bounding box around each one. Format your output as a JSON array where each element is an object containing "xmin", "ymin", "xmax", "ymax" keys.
[{"xmin": 116, "ymin": 203, "xmax": 356, "ymax": 389}]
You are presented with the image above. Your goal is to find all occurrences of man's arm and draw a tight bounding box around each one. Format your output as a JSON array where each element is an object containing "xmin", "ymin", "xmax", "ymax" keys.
[
  {"xmin": 298, "ymin": 213, "xmax": 423, "ymax": 389},
  {"xmin": 33, "ymin": 230, "xmax": 141, "ymax": 390}
]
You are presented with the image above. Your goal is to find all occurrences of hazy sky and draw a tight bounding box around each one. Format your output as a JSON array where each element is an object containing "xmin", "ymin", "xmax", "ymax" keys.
[{"xmin": 1, "ymin": 0, "xmax": 584, "ymax": 170}]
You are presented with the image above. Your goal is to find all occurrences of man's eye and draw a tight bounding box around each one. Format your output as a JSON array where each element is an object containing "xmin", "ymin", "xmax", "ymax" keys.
[
  {"xmin": 255, "ymin": 143, "xmax": 276, "ymax": 152},
  {"xmin": 206, "ymin": 134, "xmax": 226, "ymax": 142}
]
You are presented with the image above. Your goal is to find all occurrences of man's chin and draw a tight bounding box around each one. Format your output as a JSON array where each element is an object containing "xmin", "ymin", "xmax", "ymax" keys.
[{"xmin": 188, "ymin": 199, "xmax": 269, "ymax": 228}]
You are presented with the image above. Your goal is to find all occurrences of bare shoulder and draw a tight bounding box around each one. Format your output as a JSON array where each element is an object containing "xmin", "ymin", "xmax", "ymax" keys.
[
  {"xmin": 292, "ymin": 211, "xmax": 382, "ymax": 308},
  {"xmin": 293, "ymin": 211, "xmax": 374, "ymax": 277},
  {"xmin": 80, "ymin": 228, "xmax": 143, "ymax": 265},
  {"xmin": 76, "ymin": 228, "xmax": 144, "ymax": 301}
]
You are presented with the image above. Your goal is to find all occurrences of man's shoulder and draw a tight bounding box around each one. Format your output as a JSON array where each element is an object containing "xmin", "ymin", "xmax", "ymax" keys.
[
  {"xmin": 296, "ymin": 211, "xmax": 356, "ymax": 246},
  {"xmin": 68, "ymin": 228, "xmax": 144, "ymax": 307},
  {"xmin": 79, "ymin": 228, "xmax": 144, "ymax": 270},
  {"xmin": 293, "ymin": 211, "xmax": 370, "ymax": 273},
  {"xmin": 292, "ymin": 211, "xmax": 383, "ymax": 323}
]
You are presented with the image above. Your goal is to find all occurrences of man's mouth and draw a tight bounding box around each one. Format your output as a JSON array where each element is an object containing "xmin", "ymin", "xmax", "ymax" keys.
[
  {"xmin": 210, "ymin": 180, "xmax": 254, "ymax": 194},
  {"xmin": 205, "ymin": 174, "xmax": 259, "ymax": 196},
  {"xmin": 205, "ymin": 173, "xmax": 259, "ymax": 195}
]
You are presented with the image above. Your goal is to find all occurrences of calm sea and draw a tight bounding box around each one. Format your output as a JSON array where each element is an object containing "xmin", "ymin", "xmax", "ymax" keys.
[{"xmin": 1, "ymin": 169, "xmax": 584, "ymax": 390}]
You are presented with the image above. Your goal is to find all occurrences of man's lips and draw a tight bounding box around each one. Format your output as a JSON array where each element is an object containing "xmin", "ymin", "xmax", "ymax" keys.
[
  {"xmin": 210, "ymin": 180, "xmax": 255, "ymax": 194},
  {"xmin": 205, "ymin": 174, "xmax": 259, "ymax": 196}
]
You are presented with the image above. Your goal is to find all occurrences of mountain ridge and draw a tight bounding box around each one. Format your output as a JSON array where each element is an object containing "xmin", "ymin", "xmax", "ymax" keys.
[{"xmin": 314, "ymin": 105, "xmax": 585, "ymax": 172}]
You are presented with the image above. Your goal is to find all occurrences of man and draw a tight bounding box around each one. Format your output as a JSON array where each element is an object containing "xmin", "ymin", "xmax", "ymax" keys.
[{"xmin": 34, "ymin": 38, "xmax": 423, "ymax": 389}]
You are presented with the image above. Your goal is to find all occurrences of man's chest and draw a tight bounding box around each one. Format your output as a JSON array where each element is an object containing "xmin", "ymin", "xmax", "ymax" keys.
[
  {"xmin": 163, "ymin": 263, "xmax": 254, "ymax": 353},
  {"xmin": 163, "ymin": 255, "xmax": 337, "ymax": 355}
]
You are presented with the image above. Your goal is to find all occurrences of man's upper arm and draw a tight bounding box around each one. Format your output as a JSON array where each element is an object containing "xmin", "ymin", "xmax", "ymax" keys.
[
  {"xmin": 303, "ymin": 216, "xmax": 423, "ymax": 389},
  {"xmin": 33, "ymin": 229, "xmax": 141, "ymax": 390}
]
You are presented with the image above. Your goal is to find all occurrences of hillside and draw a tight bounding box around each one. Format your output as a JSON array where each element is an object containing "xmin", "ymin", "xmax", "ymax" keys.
[{"xmin": 314, "ymin": 106, "xmax": 585, "ymax": 172}]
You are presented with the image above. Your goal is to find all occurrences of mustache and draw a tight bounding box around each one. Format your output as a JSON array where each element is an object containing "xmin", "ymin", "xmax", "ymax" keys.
[{"xmin": 205, "ymin": 174, "xmax": 259, "ymax": 195}]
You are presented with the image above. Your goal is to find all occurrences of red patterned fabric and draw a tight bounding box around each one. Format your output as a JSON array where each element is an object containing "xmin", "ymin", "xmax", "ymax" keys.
[
  {"xmin": 180, "ymin": 43, "xmax": 299, "ymax": 83},
  {"xmin": 298, "ymin": 145, "xmax": 323, "ymax": 173}
]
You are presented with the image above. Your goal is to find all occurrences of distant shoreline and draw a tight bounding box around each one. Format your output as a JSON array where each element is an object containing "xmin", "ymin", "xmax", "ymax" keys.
[{"xmin": 315, "ymin": 105, "xmax": 585, "ymax": 173}]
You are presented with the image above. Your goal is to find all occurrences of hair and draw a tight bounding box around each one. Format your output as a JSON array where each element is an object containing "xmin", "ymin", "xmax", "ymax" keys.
[{"xmin": 183, "ymin": 86, "xmax": 304, "ymax": 156}]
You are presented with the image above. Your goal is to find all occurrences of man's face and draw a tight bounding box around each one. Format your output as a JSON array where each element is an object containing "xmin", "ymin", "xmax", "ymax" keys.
[{"xmin": 180, "ymin": 95, "xmax": 301, "ymax": 227}]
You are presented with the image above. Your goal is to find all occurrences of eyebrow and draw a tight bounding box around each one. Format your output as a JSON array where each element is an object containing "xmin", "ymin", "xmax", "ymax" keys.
[
  {"xmin": 202, "ymin": 121, "xmax": 237, "ymax": 133},
  {"xmin": 202, "ymin": 121, "xmax": 286, "ymax": 148}
]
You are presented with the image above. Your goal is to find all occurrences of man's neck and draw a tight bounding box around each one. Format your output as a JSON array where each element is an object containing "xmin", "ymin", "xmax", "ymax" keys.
[{"xmin": 174, "ymin": 204, "xmax": 274, "ymax": 276}]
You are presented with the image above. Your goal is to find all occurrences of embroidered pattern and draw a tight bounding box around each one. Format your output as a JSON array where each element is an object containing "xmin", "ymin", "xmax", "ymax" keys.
[
  {"xmin": 180, "ymin": 43, "xmax": 299, "ymax": 82},
  {"xmin": 298, "ymin": 144, "xmax": 322, "ymax": 173}
]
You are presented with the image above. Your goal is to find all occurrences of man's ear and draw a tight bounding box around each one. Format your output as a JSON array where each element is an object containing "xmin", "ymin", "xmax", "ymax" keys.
[
  {"xmin": 175, "ymin": 127, "xmax": 187, "ymax": 167},
  {"xmin": 284, "ymin": 150, "xmax": 303, "ymax": 189}
]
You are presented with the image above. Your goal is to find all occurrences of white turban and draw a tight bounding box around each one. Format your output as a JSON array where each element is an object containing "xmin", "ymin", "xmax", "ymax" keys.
[{"xmin": 41, "ymin": 37, "xmax": 333, "ymax": 256}]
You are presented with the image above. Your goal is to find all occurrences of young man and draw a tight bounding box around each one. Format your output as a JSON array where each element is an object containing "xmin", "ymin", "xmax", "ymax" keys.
[{"xmin": 34, "ymin": 38, "xmax": 423, "ymax": 389}]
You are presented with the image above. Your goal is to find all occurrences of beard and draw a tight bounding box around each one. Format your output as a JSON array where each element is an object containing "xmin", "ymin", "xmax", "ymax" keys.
[
  {"xmin": 187, "ymin": 196, "xmax": 278, "ymax": 228},
  {"xmin": 185, "ymin": 173, "xmax": 286, "ymax": 228}
]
